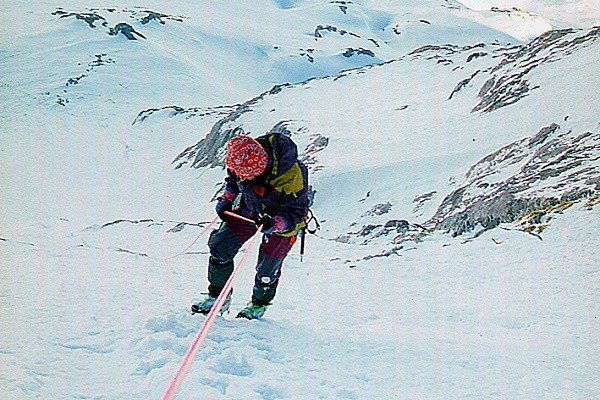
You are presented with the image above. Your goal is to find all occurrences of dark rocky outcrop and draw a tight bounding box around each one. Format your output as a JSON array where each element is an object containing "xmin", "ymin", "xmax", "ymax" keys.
[
  {"xmin": 342, "ymin": 48, "xmax": 375, "ymax": 58},
  {"xmin": 53, "ymin": 7, "xmax": 185, "ymax": 40},
  {"xmin": 109, "ymin": 23, "xmax": 146, "ymax": 40},
  {"xmin": 314, "ymin": 24, "xmax": 360, "ymax": 39},
  {"xmin": 132, "ymin": 105, "xmax": 235, "ymax": 125},
  {"xmin": 336, "ymin": 219, "xmax": 428, "ymax": 246},
  {"xmin": 172, "ymin": 83, "xmax": 293, "ymax": 169},
  {"xmin": 301, "ymin": 134, "xmax": 330, "ymax": 169},
  {"xmin": 331, "ymin": 1, "xmax": 351, "ymax": 14},
  {"xmin": 448, "ymin": 70, "xmax": 480, "ymax": 99},
  {"xmin": 53, "ymin": 10, "xmax": 107, "ymax": 28},
  {"xmin": 140, "ymin": 11, "xmax": 184, "ymax": 25},
  {"xmin": 427, "ymin": 124, "xmax": 599, "ymax": 236},
  {"xmin": 472, "ymin": 28, "xmax": 600, "ymax": 113}
]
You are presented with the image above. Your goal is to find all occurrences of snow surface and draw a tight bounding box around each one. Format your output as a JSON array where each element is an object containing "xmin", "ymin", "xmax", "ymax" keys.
[
  {"xmin": 1, "ymin": 1, "xmax": 598, "ymax": 399},
  {"xmin": 456, "ymin": 0, "xmax": 600, "ymax": 31}
]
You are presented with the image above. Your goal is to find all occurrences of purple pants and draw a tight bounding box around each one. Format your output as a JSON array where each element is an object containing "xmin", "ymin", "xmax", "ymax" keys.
[{"xmin": 207, "ymin": 217, "xmax": 295, "ymax": 305}]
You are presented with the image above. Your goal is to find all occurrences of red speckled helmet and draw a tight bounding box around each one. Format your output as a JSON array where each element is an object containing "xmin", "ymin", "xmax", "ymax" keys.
[{"xmin": 225, "ymin": 135, "xmax": 269, "ymax": 180}]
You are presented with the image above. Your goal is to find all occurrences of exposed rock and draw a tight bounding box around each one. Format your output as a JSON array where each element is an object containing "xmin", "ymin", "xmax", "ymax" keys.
[
  {"xmin": 109, "ymin": 23, "xmax": 146, "ymax": 40},
  {"xmin": 477, "ymin": 77, "xmax": 495, "ymax": 99},
  {"xmin": 53, "ymin": 10, "xmax": 107, "ymax": 29},
  {"xmin": 337, "ymin": 218, "xmax": 427, "ymax": 245},
  {"xmin": 140, "ymin": 11, "xmax": 184, "ymax": 25},
  {"xmin": 167, "ymin": 222, "xmax": 203, "ymax": 233},
  {"xmin": 331, "ymin": 1, "xmax": 351, "ymax": 14},
  {"xmin": 448, "ymin": 70, "xmax": 480, "ymax": 100},
  {"xmin": 362, "ymin": 246, "xmax": 404, "ymax": 260},
  {"xmin": 472, "ymin": 28, "xmax": 600, "ymax": 113},
  {"xmin": 101, "ymin": 218, "xmax": 154, "ymax": 228},
  {"xmin": 412, "ymin": 191, "xmax": 437, "ymax": 215},
  {"xmin": 301, "ymin": 134, "xmax": 329, "ymax": 168},
  {"xmin": 428, "ymin": 123, "xmax": 599, "ymax": 236},
  {"xmin": 299, "ymin": 48, "xmax": 315, "ymax": 63},
  {"xmin": 172, "ymin": 83, "xmax": 293, "ymax": 169},
  {"xmin": 54, "ymin": 7, "xmax": 185, "ymax": 39},
  {"xmin": 442, "ymin": 0, "xmax": 461, "ymax": 10},
  {"xmin": 342, "ymin": 48, "xmax": 375, "ymax": 58},
  {"xmin": 65, "ymin": 53, "xmax": 115, "ymax": 87},
  {"xmin": 363, "ymin": 203, "xmax": 392, "ymax": 217},
  {"xmin": 314, "ymin": 24, "xmax": 359, "ymax": 39},
  {"xmin": 385, "ymin": 219, "xmax": 409, "ymax": 233},
  {"xmin": 466, "ymin": 52, "xmax": 487, "ymax": 63},
  {"xmin": 44, "ymin": 53, "xmax": 115, "ymax": 107},
  {"xmin": 358, "ymin": 224, "xmax": 382, "ymax": 237},
  {"xmin": 350, "ymin": 121, "xmax": 598, "ymax": 247},
  {"xmin": 491, "ymin": 7, "xmax": 523, "ymax": 14},
  {"xmin": 409, "ymin": 43, "xmax": 485, "ymax": 58},
  {"xmin": 368, "ymin": 38, "xmax": 380, "ymax": 47},
  {"xmin": 116, "ymin": 248, "xmax": 148, "ymax": 257},
  {"xmin": 132, "ymin": 105, "xmax": 234, "ymax": 125}
]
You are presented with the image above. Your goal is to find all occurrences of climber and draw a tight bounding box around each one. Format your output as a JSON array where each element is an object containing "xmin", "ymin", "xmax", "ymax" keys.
[{"xmin": 191, "ymin": 133, "xmax": 310, "ymax": 319}]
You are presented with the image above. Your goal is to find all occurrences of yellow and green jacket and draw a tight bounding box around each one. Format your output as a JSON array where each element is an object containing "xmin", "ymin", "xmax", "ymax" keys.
[{"xmin": 222, "ymin": 132, "xmax": 310, "ymax": 237}]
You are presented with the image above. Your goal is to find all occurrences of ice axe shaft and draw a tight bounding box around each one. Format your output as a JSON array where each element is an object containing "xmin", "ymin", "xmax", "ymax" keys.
[{"xmin": 223, "ymin": 210, "xmax": 257, "ymax": 225}]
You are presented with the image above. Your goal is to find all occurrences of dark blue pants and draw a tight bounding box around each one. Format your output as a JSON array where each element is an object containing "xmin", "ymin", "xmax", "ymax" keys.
[{"xmin": 207, "ymin": 218, "xmax": 295, "ymax": 305}]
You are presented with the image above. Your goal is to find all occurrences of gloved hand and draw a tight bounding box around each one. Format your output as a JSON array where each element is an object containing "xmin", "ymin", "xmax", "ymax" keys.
[
  {"xmin": 215, "ymin": 200, "xmax": 233, "ymax": 221},
  {"xmin": 256, "ymin": 214, "xmax": 274, "ymax": 233},
  {"xmin": 256, "ymin": 214, "xmax": 286, "ymax": 234}
]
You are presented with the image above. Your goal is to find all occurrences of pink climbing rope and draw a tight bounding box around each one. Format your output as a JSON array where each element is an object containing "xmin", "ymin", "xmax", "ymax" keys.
[
  {"xmin": 164, "ymin": 216, "xmax": 219, "ymax": 261},
  {"xmin": 161, "ymin": 221, "xmax": 263, "ymax": 400}
]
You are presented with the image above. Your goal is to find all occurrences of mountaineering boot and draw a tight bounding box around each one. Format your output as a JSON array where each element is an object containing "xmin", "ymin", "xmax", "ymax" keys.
[
  {"xmin": 236, "ymin": 300, "xmax": 270, "ymax": 320},
  {"xmin": 191, "ymin": 292, "xmax": 232, "ymax": 316}
]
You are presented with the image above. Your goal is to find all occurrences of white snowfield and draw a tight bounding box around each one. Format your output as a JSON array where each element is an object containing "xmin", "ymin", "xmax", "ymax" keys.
[{"xmin": 1, "ymin": 1, "xmax": 598, "ymax": 399}]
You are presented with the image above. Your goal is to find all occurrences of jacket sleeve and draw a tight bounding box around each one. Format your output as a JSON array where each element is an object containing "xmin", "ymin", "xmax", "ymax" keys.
[{"xmin": 219, "ymin": 169, "xmax": 240, "ymax": 203}]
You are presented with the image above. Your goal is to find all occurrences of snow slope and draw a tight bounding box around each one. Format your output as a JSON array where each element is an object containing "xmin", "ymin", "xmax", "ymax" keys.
[
  {"xmin": 3, "ymin": 206, "xmax": 597, "ymax": 399},
  {"xmin": 1, "ymin": 1, "xmax": 598, "ymax": 399},
  {"xmin": 456, "ymin": 0, "xmax": 600, "ymax": 31}
]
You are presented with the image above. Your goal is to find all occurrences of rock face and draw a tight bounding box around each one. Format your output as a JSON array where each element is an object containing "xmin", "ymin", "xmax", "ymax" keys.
[
  {"xmin": 132, "ymin": 105, "xmax": 235, "ymax": 126},
  {"xmin": 53, "ymin": 7, "xmax": 185, "ymax": 39},
  {"xmin": 52, "ymin": 10, "xmax": 107, "ymax": 28},
  {"xmin": 472, "ymin": 27, "xmax": 600, "ymax": 113},
  {"xmin": 335, "ymin": 122, "xmax": 598, "ymax": 247},
  {"xmin": 314, "ymin": 24, "xmax": 359, "ymax": 39},
  {"xmin": 428, "ymin": 123, "xmax": 599, "ymax": 236},
  {"xmin": 108, "ymin": 23, "xmax": 146, "ymax": 40},
  {"xmin": 171, "ymin": 84, "xmax": 294, "ymax": 169},
  {"xmin": 342, "ymin": 48, "xmax": 375, "ymax": 58}
]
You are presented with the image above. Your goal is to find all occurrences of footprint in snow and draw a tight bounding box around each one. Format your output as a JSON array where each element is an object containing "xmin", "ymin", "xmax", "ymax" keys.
[
  {"xmin": 198, "ymin": 377, "xmax": 228, "ymax": 396},
  {"xmin": 210, "ymin": 348, "xmax": 254, "ymax": 377},
  {"xmin": 255, "ymin": 383, "xmax": 287, "ymax": 400},
  {"xmin": 133, "ymin": 334, "xmax": 188, "ymax": 357},
  {"xmin": 144, "ymin": 312, "xmax": 196, "ymax": 338},
  {"xmin": 134, "ymin": 356, "xmax": 170, "ymax": 376},
  {"xmin": 337, "ymin": 389, "xmax": 359, "ymax": 399},
  {"xmin": 132, "ymin": 311, "xmax": 199, "ymax": 376},
  {"xmin": 60, "ymin": 332, "xmax": 116, "ymax": 354}
]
